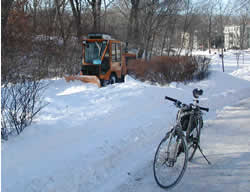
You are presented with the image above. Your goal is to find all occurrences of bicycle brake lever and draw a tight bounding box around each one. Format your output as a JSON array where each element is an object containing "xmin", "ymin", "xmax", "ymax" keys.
[{"xmin": 175, "ymin": 101, "xmax": 182, "ymax": 108}]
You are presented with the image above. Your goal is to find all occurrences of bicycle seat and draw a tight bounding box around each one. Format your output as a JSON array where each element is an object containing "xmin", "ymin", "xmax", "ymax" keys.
[{"xmin": 193, "ymin": 88, "xmax": 203, "ymax": 98}]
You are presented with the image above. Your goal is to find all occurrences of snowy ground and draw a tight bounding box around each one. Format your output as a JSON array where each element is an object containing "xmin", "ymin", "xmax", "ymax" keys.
[{"xmin": 2, "ymin": 50, "xmax": 250, "ymax": 192}]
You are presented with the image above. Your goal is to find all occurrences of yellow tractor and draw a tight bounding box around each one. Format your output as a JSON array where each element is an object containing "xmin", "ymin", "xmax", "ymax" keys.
[{"xmin": 65, "ymin": 33, "xmax": 136, "ymax": 87}]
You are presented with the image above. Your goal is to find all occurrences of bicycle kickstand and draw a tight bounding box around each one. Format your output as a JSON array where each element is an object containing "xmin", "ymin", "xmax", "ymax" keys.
[{"xmin": 197, "ymin": 145, "xmax": 211, "ymax": 165}]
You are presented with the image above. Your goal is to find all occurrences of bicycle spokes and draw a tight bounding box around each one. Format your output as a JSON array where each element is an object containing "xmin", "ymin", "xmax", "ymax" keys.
[{"xmin": 153, "ymin": 131, "xmax": 188, "ymax": 189}]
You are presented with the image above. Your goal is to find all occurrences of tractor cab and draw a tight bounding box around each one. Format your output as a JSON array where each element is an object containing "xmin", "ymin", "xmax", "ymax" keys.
[
  {"xmin": 82, "ymin": 34, "xmax": 111, "ymax": 65},
  {"xmin": 81, "ymin": 33, "xmax": 122, "ymax": 79}
]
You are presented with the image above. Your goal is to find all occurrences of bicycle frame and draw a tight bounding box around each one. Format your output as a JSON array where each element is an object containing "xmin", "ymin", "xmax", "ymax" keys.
[
  {"xmin": 166, "ymin": 127, "xmax": 182, "ymax": 164},
  {"xmin": 178, "ymin": 99, "xmax": 204, "ymax": 140},
  {"xmin": 166, "ymin": 99, "xmax": 204, "ymax": 163}
]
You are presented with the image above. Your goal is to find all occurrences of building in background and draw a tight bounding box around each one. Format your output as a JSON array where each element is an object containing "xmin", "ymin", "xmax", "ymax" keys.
[
  {"xmin": 224, "ymin": 25, "xmax": 250, "ymax": 49},
  {"xmin": 181, "ymin": 32, "xmax": 198, "ymax": 50}
]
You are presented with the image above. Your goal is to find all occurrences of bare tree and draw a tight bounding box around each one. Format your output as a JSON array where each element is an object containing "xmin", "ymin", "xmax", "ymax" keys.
[
  {"xmin": 140, "ymin": 0, "xmax": 184, "ymax": 59},
  {"xmin": 178, "ymin": 0, "xmax": 198, "ymax": 55},
  {"xmin": 217, "ymin": 0, "xmax": 235, "ymax": 72},
  {"xmin": 1, "ymin": 0, "xmax": 15, "ymax": 32},
  {"xmin": 54, "ymin": 0, "xmax": 74, "ymax": 47},
  {"xmin": 27, "ymin": 0, "xmax": 42, "ymax": 33},
  {"xmin": 103, "ymin": 0, "xmax": 116, "ymax": 31},
  {"xmin": 86, "ymin": 0, "xmax": 103, "ymax": 32},
  {"xmin": 127, "ymin": 0, "xmax": 140, "ymax": 43},
  {"xmin": 69, "ymin": 0, "xmax": 83, "ymax": 39},
  {"xmin": 238, "ymin": 4, "xmax": 250, "ymax": 49},
  {"xmin": 1, "ymin": 0, "xmax": 15, "ymax": 48},
  {"xmin": 237, "ymin": 0, "xmax": 250, "ymax": 9},
  {"xmin": 160, "ymin": 14, "xmax": 178, "ymax": 56},
  {"xmin": 202, "ymin": 0, "xmax": 218, "ymax": 53}
]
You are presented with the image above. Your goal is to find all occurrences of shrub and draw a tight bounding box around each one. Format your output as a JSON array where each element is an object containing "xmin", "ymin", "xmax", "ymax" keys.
[
  {"xmin": 193, "ymin": 56, "xmax": 211, "ymax": 80},
  {"xmin": 1, "ymin": 77, "xmax": 48, "ymax": 140},
  {"xmin": 127, "ymin": 56, "xmax": 210, "ymax": 85}
]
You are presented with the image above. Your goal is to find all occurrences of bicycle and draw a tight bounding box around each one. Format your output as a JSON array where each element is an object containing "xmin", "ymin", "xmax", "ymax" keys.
[{"xmin": 153, "ymin": 88, "xmax": 210, "ymax": 189}]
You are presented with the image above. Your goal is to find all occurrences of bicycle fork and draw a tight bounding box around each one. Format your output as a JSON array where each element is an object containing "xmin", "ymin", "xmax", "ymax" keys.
[{"xmin": 166, "ymin": 130, "xmax": 181, "ymax": 166}]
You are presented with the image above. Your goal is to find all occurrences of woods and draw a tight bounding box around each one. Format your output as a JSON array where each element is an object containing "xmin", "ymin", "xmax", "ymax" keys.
[{"xmin": 2, "ymin": 1, "xmax": 250, "ymax": 63}]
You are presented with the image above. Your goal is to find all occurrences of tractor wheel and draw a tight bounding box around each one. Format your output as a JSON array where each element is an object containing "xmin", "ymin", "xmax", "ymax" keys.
[
  {"xmin": 110, "ymin": 74, "xmax": 117, "ymax": 84},
  {"xmin": 120, "ymin": 75, "xmax": 125, "ymax": 83},
  {"xmin": 101, "ymin": 79, "xmax": 110, "ymax": 87}
]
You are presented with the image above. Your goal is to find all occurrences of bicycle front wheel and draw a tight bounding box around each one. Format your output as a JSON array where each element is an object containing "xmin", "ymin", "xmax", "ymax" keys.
[{"xmin": 153, "ymin": 129, "xmax": 188, "ymax": 189}]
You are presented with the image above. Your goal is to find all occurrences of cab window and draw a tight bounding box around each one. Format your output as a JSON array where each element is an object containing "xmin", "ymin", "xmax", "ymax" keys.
[{"xmin": 112, "ymin": 43, "xmax": 121, "ymax": 62}]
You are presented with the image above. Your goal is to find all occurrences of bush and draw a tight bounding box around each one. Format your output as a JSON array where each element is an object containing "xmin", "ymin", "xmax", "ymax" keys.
[
  {"xmin": 127, "ymin": 56, "xmax": 210, "ymax": 85},
  {"xmin": 193, "ymin": 56, "xmax": 211, "ymax": 80},
  {"xmin": 1, "ymin": 77, "xmax": 48, "ymax": 140},
  {"xmin": 1, "ymin": 35, "xmax": 79, "ymax": 141}
]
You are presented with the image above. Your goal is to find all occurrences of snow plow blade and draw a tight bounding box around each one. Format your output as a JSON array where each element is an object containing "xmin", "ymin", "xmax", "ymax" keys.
[{"xmin": 64, "ymin": 75, "xmax": 101, "ymax": 88}]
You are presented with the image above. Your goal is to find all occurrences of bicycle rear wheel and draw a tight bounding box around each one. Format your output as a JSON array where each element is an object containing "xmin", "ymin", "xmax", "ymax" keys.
[{"xmin": 153, "ymin": 129, "xmax": 188, "ymax": 189}]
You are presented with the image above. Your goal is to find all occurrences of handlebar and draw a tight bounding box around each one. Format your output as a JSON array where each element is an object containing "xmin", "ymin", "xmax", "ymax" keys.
[
  {"xmin": 165, "ymin": 96, "xmax": 178, "ymax": 103},
  {"xmin": 199, "ymin": 106, "xmax": 209, "ymax": 112},
  {"xmin": 165, "ymin": 96, "xmax": 209, "ymax": 112}
]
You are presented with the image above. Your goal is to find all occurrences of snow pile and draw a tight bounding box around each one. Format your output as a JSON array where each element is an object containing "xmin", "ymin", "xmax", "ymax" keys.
[
  {"xmin": 2, "ymin": 50, "xmax": 250, "ymax": 192},
  {"xmin": 231, "ymin": 66, "xmax": 250, "ymax": 81}
]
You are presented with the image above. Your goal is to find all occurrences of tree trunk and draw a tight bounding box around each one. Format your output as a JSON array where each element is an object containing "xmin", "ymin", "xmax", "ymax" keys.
[
  {"xmin": 87, "ymin": 0, "xmax": 102, "ymax": 32},
  {"xmin": 127, "ymin": 0, "xmax": 140, "ymax": 43},
  {"xmin": 97, "ymin": 0, "xmax": 102, "ymax": 32},
  {"xmin": 1, "ymin": 0, "xmax": 15, "ymax": 49},
  {"xmin": 90, "ymin": 0, "xmax": 97, "ymax": 31},
  {"xmin": 32, "ymin": 0, "xmax": 40, "ymax": 34},
  {"xmin": 208, "ymin": 16, "xmax": 212, "ymax": 54},
  {"xmin": 69, "ymin": 0, "xmax": 82, "ymax": 40},
  {"xmin": 161, "ymin": 28, "xmax": 168, "ymax": 56},
  {"xmin": 55, "ymin": 0, "xmax": 69, "ymax": 47},
  {"xmin": 149, "ymin": 32, "xmax": 156, "ymax": 60}
]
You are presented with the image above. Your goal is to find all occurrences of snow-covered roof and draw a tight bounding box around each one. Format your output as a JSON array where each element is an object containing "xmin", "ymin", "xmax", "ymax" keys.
[{"xmin": 88, "ymin": 33, "xmax": 112, "ymax": 40}]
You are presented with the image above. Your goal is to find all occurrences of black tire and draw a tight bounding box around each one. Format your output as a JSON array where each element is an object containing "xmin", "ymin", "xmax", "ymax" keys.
[
  {"xmin": 101, "ymin": 79, "xmax": 110, "ymax": 87},
  {"xmin": 110, "ymin": 73, "xmax": 117, "ymax": 84},
  {"xmin": 119, "ymin": 75, "xmax": 125, "ymax": 83},
  {"xmin": 187, "ymin": 119, "xmax": 202, "ymax": 161},
  {"xmin": 153, "ymin": 129, "xmax": 188, "ymax": 189}
]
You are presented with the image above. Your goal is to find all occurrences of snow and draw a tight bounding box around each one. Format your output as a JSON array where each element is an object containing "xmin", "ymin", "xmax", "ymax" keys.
[{"xmin": 2, "ymin": 50, "xmax": 250, "ymax": 192}]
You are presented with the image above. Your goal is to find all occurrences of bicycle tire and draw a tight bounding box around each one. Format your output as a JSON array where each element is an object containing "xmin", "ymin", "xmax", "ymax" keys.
[{"xmin": 153, "ymin": 129, "xmax": 188, "ymax": 189}]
